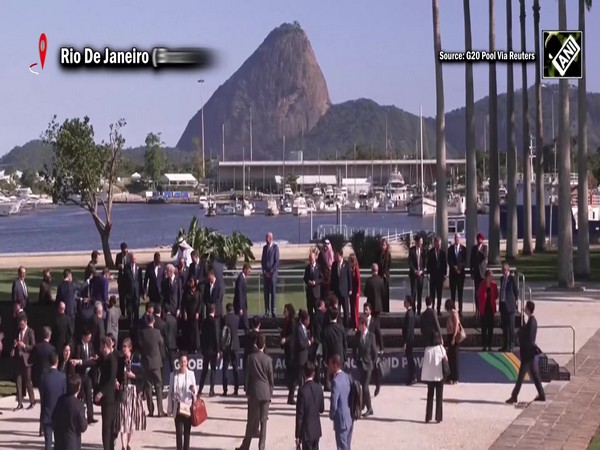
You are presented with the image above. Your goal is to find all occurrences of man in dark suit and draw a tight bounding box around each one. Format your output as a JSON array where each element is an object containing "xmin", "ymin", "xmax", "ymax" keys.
[
  {"xmin": 11, "ymin": 314, "xmax": 36, "ymax": 410},
  {"xmin": 91, "ymin": 267, "xmax": 110, "ymax": 307},
  {"xmin": 354, "ymin": 315, "xmax": 377, "ymax": 417},
  {"xmin": 291, "ymin": 309, "xmax": 311, "ymax": 404},
  {"xmin": 295, "ymin": 361, "xmax": 325, "ymax": 450},
  {"xmin": 11, "ymin": 266, "xmax": 29, "ymax": 309},
  {"xmin": 427, "ymin": 236, "xmax": 447, "ymax": 315},
  {"xmin": 144, "ymin": 252, "xmax": 164, "ymax": 305},
  {"xmin": 163, "ymin": 306, "xmax": 178, "ymax": 375},
  {"xmin": 222, "ymin": 303, "xmax": 241, "ymax": 396},
  {"xmin": 40, "ymin": 352, "xmax": 66, "ymax": 450},
  {"xmin": 95, "ymin": 336, "xmax": 118, "ymax": 450},
  {"xmin": 125, "ymin": 253, "xmax": 143, "ymax": 326},
  {"xmin": 72, "ymin": 329, "xmax": 98, "ymax": 424},
  {"xmin": 138, "ymin": 314, "xmax": 165, "ymax": 417},
  {"xmin": 304, "ymin": 251, "xmax": 322, "ymax": 319},
  {"xmin": 448, "ymin": 233, "xmax": 467, "ymax": 315},
  {"xmin": 364, "ymin": 264, "xmax": 385, "ymax": 318},
  {"xmin": 84, "ymin": 250, "xmax": 99, "ymax": 282},
  {"xmin": 56, "ymin": 269, "xmax": 76, "ymax": 331},
  {"xmin": 470, "ymin": 233, "xmax": 488, "ymax": 314},
  {"xmin": 52, "ymin": 374, "xmax": 88, "ymax": 450},
  {"xmin": 403, "ymin": 296, "xmax": 417, "ymax": 385},
  {"xmin": 90, "ymin": 302, "xmax": 106, "ymax": 353},
  {"xmin": 506, "ymin": 300, "xmax": 545, "ymax": 404},
  {"xmin": 261, "ymin": 231, "xmax": 280, "ymax": 318},
  {"xmin": 33, "ymin": 326, "xmax": 56, "ymax": 388},
  {"xmin": 199, "ymin": 303, "xmax": 221, "ymax": 396},
  {"xmin": 420, "ymin": 296, "xmax": 442, "ymax": 347},
  {"xmin": 161, "ymin": 264, "xmax": 181, "ymax": 319},
  {"xmin": 236, "ymin": 334, "xmax": 274, "ymax": 450},
  {"xmin": 176, "ymin": 257, "xmax": 188, "ymax": 288},
  {"xmin": 234, "ymin": 264, "xmax": 251, "ymax": 330},
  {"xmin": 408, "ymin": 235, "xmax": 427, "ymax": 314},
  {"xmin": 52, "ymin": 301, "xmax": 73, "ymax": 354},
  {"xmin": 499, "ymin": 261, "xmax": 520, "ymax": 352},
  {"xmin": 311, "ymin": 300, "xmax": 328, "ymax": 384},
  {"xmin": 153, "ymin": 305, "xmax": 168, "ymax": 381},
  {"xmin": 322, "ymin": 308, "xmax": 347, "ymax": 390},
  {"xmin": 115, "ymin": 242, "xmax": 130, "ymax": 318},
  {"xmin": 243, "ymin": 316, "xmax": 262, "ymax": 382},
  {"xmin": 204, "ymin": 269, "xmax": 224, "ymax": 318},
  {"xmin": 331, "ymin": 251, "xmax": 352, "ymax": 328}
]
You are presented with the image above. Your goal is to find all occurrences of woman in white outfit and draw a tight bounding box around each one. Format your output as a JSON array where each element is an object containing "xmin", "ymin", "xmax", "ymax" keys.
[
  {"xmin": 420, "ymin": 332, "xmax": 448, "ymax": 423},
  {"xmin": 168, "ymin": 353, "xmax": 197, "ymax": 450}
]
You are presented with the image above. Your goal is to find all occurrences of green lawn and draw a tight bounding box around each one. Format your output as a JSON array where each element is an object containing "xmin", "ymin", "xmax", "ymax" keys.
[
  {"xmin": 0, "ymin": 381, "xmax": 15, "ymax": 398},
  {"xmin": 588, "ymin": 433, "xmax": 600, "ymax": 450},
  {"xmin": 0, "ymin": 269, "xmax": 85, "ymax": 304},
  {"xmin": 512, "ymin": 250, "xmax": 600, "ymax": 282}
]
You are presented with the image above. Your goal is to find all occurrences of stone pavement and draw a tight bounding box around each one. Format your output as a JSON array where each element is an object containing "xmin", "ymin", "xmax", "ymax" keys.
[{"xmin": 490, "ymin": 329, "xmax": 600, "ymax": 450}]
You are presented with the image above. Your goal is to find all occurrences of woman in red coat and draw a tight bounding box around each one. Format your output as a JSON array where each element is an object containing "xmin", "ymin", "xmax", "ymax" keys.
[
  {"xmin": 348, "ymin": 253, "xmax": 361, "ymax": 330},
  {"xmin": 477, "ymin": 269, "xmax": 498, "ymax": 351}
]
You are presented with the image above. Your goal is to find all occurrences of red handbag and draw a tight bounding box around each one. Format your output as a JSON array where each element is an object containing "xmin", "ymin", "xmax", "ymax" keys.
[{"xmin": 191, "ymin": 397, "xmax": 207, "ymax": 427}]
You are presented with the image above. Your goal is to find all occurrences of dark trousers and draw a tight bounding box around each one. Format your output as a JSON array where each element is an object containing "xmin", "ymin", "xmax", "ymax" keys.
[
  {"xmin": 199, "ymin": 352, "xmax": 217, "ymax": 394},
  {"xmin": 302, "ymin": 441, "xmax": 320, "ymax": 450},
  {"xmin": 481, "ymin": 311, "xmax": 495, "ymax": 349},
  {"xmin": 405, "ymin": 345, "xmax": 416, "ymax": 383},
  {"xmin": 240, "ymin": 398, "xmax": 269, "ymax": 450},
  {"xmin": 43, "ymin": 424, "xmax": 53, "ymax": 450},
  {"xmin": 286, "ymin": 360, "xmax": 297, "ymax": 401},
  {"xmin": 410, "ymin": 276, "xmax": 424, "ymax": 313},
  {"xmin": 446, "ymin": 335, "xmax": 459, "ymax": 382},
  {"xmin": 306, "ymin": 294, "xmax": 317, "ymax": 319},
  {"xmin": 80, "ymin": 373, "xmax": 94, "ymax": 420},
  {"xmin": 144, "ymin": 368, "xmax": 164, "ymax": 415},
  {"xmin": 238, "ymin": 310, "xmax": 249, "ymax": 331},
  {"xmin": 382, "ymin": 277, "xmax": 390, "ymax": 313},
  {"xmin": 263, "ymin": 277, "xmax": 277, "ymax": 315},
  {"xmin": 449, "ymin": 274, "xmax": 465, "ymax": 313},
  {"xmin": 512, "ymin": 356, "xmax": 545, "ymax": 400},
  {"xmin": 128, "ymin": 296, "xmax": 140, "ymax": 327},
  {"xmin": 338, "ymin": 295, "xmax": 350, "ymax": 328},
  {"xmin": 174, "ymin": 414, "xmax": 192, "ymax": 450},
  {"xmin": 499, "ymin": 303, "xmax": 516, "ymax": 350},
  {"xmin": 425, "ymin": 381, "xmax": 443, "ymax": 422},
  {"xmin": 222, "ymin": 350, "xmax": 239, "ymax": 393},
  {"xmin": 358, "ymin": 366, "xmax": 372, "ymax": 411},
  {"xmin": 473, "ymin": 277, "xmax": 483, "ymax": 313},
  {"xmin": 101, "ymin": 401, "xmax": 116, "ymax": 450},
  {"xmin": 16, "ymin": 365, "xmax": 35, "ymax": 405},
  {"xmin": 118, "ymin": 283, "xmax": 127, "ymax": 317},
  {"xmin": 429, "ymin": 278, "xmax": 444, "ymax": 313}
]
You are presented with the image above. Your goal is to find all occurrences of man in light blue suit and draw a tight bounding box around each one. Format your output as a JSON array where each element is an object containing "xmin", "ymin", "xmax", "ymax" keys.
[
  {"xmin": 261, "ymin": 232, "xmax": 279, "ymax": 318},
  {"xmin": 328, "ymin": 354, "xmax": 353, "ymax": 450}
]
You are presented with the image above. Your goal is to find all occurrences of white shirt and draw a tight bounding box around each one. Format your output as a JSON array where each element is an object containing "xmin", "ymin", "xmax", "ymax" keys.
[
  {"xmin": 21, "ymin": 280, "xmax": 27, "ymax": 297},
  {"xmin": 416, "ymin": 248, "xmax": 421, "ymax": 270},
  {"xmin": 19, "ymin": 326, "xmax": 28, "ymax": 342},
  {"xmin": 421, "ymin": 344, "xmax": 447, "ymax": 382},
  {"xmin": 167, "ymin": 370, "xmax": 197, "ymax": 415},
  {"xmin": 210, "ymin": 282, "xmax": 214, "ymax": 293},
  {"xmin": 366, "ymin": 315, "xmax": 371, "ymax": 330},
  {"xmin": 154, "ymin": 265, "xmax": 159, "ymax": 278}
]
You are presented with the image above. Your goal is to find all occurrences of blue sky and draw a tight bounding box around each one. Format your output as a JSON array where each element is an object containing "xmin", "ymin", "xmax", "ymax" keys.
[{"xmin": 0, "ymin": 0, "xmax": 598, "ymax": 155}]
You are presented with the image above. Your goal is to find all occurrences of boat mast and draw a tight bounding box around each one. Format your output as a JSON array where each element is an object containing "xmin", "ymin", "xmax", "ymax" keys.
[{"xmin": 420, "ymin": 106, "xmax": 424, "ymax": 195}]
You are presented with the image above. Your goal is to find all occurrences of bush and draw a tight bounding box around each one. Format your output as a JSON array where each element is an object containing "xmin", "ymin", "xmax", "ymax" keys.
[
  {"xmin": 350, "ymin": 231, "xmax": 382, "ymax": 268},
  {"xmin": 323, "ymin": 234, "xmax": 345, "ymax": 254},
  {"xmin": 401, "ymin": 230, "xmax": 436, "ymax": 252}
]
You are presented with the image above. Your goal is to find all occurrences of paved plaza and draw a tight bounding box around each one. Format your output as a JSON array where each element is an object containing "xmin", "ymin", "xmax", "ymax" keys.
[{"xmin": 1, "ymin": 284, "xmax": 599, "ymax": 449}]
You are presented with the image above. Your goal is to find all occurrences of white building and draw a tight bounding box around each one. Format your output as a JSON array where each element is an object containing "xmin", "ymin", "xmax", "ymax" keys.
[
  {"xmin": 130, "ymin": 172, "xmax": 142, "ymax": 182},
  {"xmin": 341, "ymin": 178, "xmax": 371, "ymax": 194},
  {"xmin": 160, "ymin": 173, "xmax": 198, "ymax": 187}
]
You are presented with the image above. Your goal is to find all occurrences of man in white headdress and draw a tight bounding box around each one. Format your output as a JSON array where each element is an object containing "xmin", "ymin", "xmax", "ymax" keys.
[{"xmin": 174, "ymin": 237, "xmax": 193, "ymax": 267}]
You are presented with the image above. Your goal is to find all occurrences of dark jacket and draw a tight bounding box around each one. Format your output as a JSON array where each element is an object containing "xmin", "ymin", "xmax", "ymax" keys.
[
  {"xmin": 470, "ymin": 243, "xmax": 488, "ymax": 280},
  {"xmin": 52, "ymin": 394, "xmax": 88, "ymax": 450},
  {"xmin": 261, "ymin": 244, "xmax": 280, "ymax": 280},
  {"xmin": 115, "ymin": 251, "xmax": 130, "ymax": 285},
  {"xmin": 53, "ymin": 313, "xmax": 73, "ymax": 353},
  {"xmin": 11, "ymin": 278, "xmax": 29, "ymax": 308},
  {"xmin": 408, "ymin": 245, "xmax": 426, "ymax": 278},
  {"xmin": 182, "ymin": 288, "xmax": 202, "ymax": 320},
  {"xmin": 303, "ymin": 263, "xmax": 323, "ymax": 303},
  {"xmin": 295, "ymin": 379, "xmax": 324, "ymax": 442},
  {"xmin": 125, "ymin": 262, "xmax": 143, "ymax": 300},
  {"xmin": 41, "ymin": 367, "xmax": 66, "ymax": 425},
  {"xmin": 499, "ymin": 274, "xmax": 519, "ymax": 313},
  {"xmin": 311, "ymin": 309, "xmax": 327, "ymax": 345},
  {"xmin": 73, "ymin": 341, "xmax": 97, "ymax": 376},
  {"xmin": 138, "ymin": 327, "xmax": 164, "ymax": 371},
  {"xmin": 96, "ymin": 351, "xmax": 118, "ymax": 405},
  {"xmin": 447, "ymin": 243, "xmax": 467, "ymax": 278},
  {"xmin": 353, "ymin": 330, "xmax": 377, "ymax": 371},
  {"xmin": 233, "ymin": 273, "xmax": 248, "ymax": 312},
  {"xmin": 189, "ymin": 259, "xmax": 208, "ymax": 287},
  {"xmin": 164, "ymin": 313, "xmax": 178, "ymax": 351},
  {"xmin": 245, "ymin": 350, "xmax": 274, "ymax": 401},
  {"xmin": 56, "ymin": 280, "xmax": 76, "ymax": 319},
  {"xmin": 294, "ymin": 323, "xmax": 311, "ymax": 368},
  {"xmin": 222, "ymin": 312, "xmax": 240, "ymax": 351},
  {"xmin": 364, "ymin": 274, "xmax": 385, "ymax": 314},
  {"xmin": 420, "ymin": 307, "xmax": 442, "ymax": 347},
  {"xmin": 203, "ymin": 281, "xmax": 224, "ymax": 317},
  {"xmin": 322, "ymin": 321, "xmax": 347, "ymax": 363},
  {"xmin": 33, "ymin": 340, "xmax": 56, "ymax": 382},
  {"xmin": 366, "ymin": 314, "xmax": 384, "ymax": 351},
  {"xmin": 200, "ymin": 315, "xmax": 221, "ymax": 355},
  {"xmin": 38, "ymin": 280, "xmax": 53, "ymax": 305},
  {"xmin": 143, "ymin": 262, "xmax": 164, "ymax": 302},
  {"xmin": 89, "ymin": 315, "xmax": 105, "ymax": 353},
  {"xmin": 426, "ymin": 247, "xmax": 447, "ymax": 282},
  {"xmin": 519, "ymin": 315, "xmax": 539, "ymax": 360},
  {"xmin": 161, "ymin": 276, "xmax": 182, "ymax": 316},
  {"xmin": 402, "ymin": 308, "xmax": 416, "ymax": 346},
  {"xmin": 14, "ymin": 326, "xmax": 36, "ymax": 366},
  {"xmin": 244, "ymin": 329, "xmax": 260, "ymax": 360},
  {"xmin": 331, "ymin": 260, "xmax": 352, "ymax": 299}
]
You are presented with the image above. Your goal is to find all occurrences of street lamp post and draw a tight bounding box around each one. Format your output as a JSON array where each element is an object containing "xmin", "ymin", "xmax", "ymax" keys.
[{"xmin": 198, "ymin": 79, "xmax": 206, "ymax": 179}]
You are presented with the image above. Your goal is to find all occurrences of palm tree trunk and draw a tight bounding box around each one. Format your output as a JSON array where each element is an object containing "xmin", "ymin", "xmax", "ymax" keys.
[
  {"xmin": 520, "ymin": 0, "xmax": 532, "ymax": 255},
  {"xmin": 506, "ymin": 0, "xmax": 518, "ymax": 260},
  {"xmin": 557, "ymin": 0, "xmax": 574, "ymax": 287},
  {"xmin": 576, "ymin": 0, "xmax": 590, "ymax": 278},
  {"xmin": 488, "ymin": 0, "xmax": 501, "ymax": 264},
  {"xmin": 432, "ymin": 0, "xmax": 448, "ymax": 251},
  {"xmin": 533, "ymin": 0, "xmax": 546, "ymax": 252},
  {"xmin": 464, "ymin": 0, "xmax": 477, "ymax": 256}
]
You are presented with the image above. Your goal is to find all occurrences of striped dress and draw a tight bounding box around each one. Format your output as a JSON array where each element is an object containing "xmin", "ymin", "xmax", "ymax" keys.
[{"xmin": 117, "ymin": 358, "xmax": 146, "ymax": 433}]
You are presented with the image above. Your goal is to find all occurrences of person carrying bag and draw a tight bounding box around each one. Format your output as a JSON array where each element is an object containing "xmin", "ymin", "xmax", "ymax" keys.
[{"xmin": 168, "ymin": 353, "xmax": 197, "ymax": 450}]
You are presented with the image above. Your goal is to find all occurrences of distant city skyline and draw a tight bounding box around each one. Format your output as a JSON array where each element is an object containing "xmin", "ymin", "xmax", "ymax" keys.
[{"xmin": 0, "ymin": 0, "xmax": 598, "ymax": 155}]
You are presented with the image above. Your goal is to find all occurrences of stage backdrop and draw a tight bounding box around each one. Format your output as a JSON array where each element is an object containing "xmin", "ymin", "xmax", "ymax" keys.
[{"xmin": 170, "ymin": 351, "xmax": 534, "ymax": 385}]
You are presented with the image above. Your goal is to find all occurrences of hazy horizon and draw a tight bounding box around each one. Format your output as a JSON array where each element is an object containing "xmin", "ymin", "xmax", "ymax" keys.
[{"xmin": 1, "ymin": 0, "xmax": 598, "ymax": 155}]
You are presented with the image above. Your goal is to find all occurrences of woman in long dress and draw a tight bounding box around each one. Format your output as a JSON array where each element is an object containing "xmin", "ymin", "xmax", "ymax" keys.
[
  {"xmin": 348, "ymin": 253, "xmax": 361, "ymax": 330},
  {"xmin": 477, "ymin": 269, "xmax": 498, "ymax": 351},
  {"xmin": 379, "ymin": 239, "xmax": 392, "ymax": 313},
  {"xmin": 182, "ymin": 276, "xmax": 201, "ymax": 352},
  {"xmin": 116, "ymin": 338, "xmax": 146, "ymax": 450}
]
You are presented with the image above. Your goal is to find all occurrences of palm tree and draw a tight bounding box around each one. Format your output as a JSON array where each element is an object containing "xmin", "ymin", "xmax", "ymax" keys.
[
  {"xmin": 488, "ymin": 0, "xmax": 501, "ymax": 265},
  {"xmin": 432, "ymin": 0, "xmax": 448, "ymax": 250},
  {"xmin": 557, "ymin": 0, "xmax": 574, "ymax": 287},
  {"xmin": 533, "ymin": 0, "xmax": 546, "ymax": 253},
  {"xmin": 576, "ymin": 0, "xmax": 592, "ymax": 278},
  {"xmin": 520, "ymin": 0, "xmax": 533, "ymax": 255},
  {"xmin": 506, "ymin": 0, "xmax": 518, "ymax": 260},
  {"xmin": 464, "ymin": 0, "xmax": 478, "ymax": 258}
]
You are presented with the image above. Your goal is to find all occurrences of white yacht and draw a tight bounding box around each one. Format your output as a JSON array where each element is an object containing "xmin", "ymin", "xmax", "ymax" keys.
[
  {"xmin": 198, "ymin": 196, "xmax": 209, "ymax": 209},
  {"xmin": 265, "ymin": 199, "xmax": 280, "ymax": 216},
  {"xmin": 368, "ymin": 197, "xmax": 380, "ymax": 211},
  {"xmin": 312, "ymin": 186, "xmax": 323, "ymax": 197},
  {"xmin": 447, "ymin": 194, "xmax": 467, "ymax": 215},
  {"xmin": 292, "ymin": 196, "xmax": 308, "ymax": 216},
  {"xmin": 408, "ymin": 195, "xmax": 437, "ymax": 217},
  {"xmin": 284, "ymin": 184, "xmax": 294, "ymax": 197},
  {"xmin": 0, "ymin": 196, "xmax": 22, "ymax": 216},
  {"xmin": 385, "ymin": 171, "xmax": 409, "ymax": 203}
]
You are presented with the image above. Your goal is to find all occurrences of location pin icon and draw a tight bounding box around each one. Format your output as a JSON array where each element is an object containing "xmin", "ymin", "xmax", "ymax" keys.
[{"xmin": 39, "ymin": 33, "xmax": 47, "ymax": 69}]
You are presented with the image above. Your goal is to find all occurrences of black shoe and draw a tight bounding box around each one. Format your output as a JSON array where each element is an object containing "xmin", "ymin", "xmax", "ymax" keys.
[
  {"xmin": 221, "ymin": 391, "xmax": 228, "ymax": 397},
  {"xmin": 437, "ymin": 310, "xmax": 441, "ymax": 316},
  {"xmin": 209, "ymin": 391, "xmax": 216, "ymax": 397},
  {"xmin": 534, "ymin": 395, "xmax": 546, "ymax": 402},
  {"xmin": 26, "ymin": 402, "xmax": 36, "ymax": 410},
  {"xmin": 158, "ymin": 412, "xmax": 167, "ymax": 418},
  {"xmin": 374, "ymin": 385, "xmax": 380, "ymax": 397},
  {"xmin": 362, "ymin": 409, "xmax": 373, "ymax": 417},
  {"xmin": 287, "ymin": 399, "xmax": 296, "ymax": 405},
  {"xmin": 13, "ymin": 404, "xmax": 23, "ymax": 412},
  {"xmin": 271, "ymin": 312, "xmax": 276, "ymax": 318},
  {"xmin": 233, "ymin": 390, "xmax": 239, "ymax": 396},
  {"xmin": 505, "ymin": 397, "xmax": 517, "ymax": 404},
  {"xmin": 88, "ymin": 419, "xmax": 98, "ymax": 424},
  {"xmin": 482, "ymin": 347, "xmax": 487, "ymax": 352},
  {"xmin": 499, "ymin": 347, "xmax": 507, "ymax": 352}
]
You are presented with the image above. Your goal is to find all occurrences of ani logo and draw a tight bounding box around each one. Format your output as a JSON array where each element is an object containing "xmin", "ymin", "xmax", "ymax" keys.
[{"xmin": 542, "ymin": 30, "xmax": 583, "ymax": 79}]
